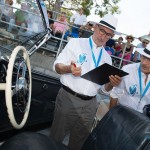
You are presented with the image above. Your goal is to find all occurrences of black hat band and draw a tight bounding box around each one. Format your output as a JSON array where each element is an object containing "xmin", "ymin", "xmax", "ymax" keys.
[
  {"xmin": 144, "ymin": 48, "xmax": 150, "ymax": 55},
  {"xmin": 99, "ymin": 20, "xmax": 116, "ymax": 30}
]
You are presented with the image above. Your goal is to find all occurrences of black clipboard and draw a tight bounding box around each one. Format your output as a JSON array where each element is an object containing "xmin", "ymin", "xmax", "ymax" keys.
[{"xmin": 81, "ymin": 63, "xmax": 129, "ymax": 85}]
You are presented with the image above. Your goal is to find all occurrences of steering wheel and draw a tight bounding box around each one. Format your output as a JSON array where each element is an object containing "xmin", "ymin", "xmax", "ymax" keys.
[
  {"xmin": 0, "ymin": 62, "xmax": 7, "ymax": 82},
  {"xmin": 2, "ymin": 46, "xmax": 31, "ymax": 129}
]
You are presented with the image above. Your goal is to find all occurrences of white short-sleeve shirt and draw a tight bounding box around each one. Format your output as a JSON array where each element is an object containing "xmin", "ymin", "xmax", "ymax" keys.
[
  {"xmin": 111, "ymin": 63, "xmax": 150, "ymax": 112},
  {"xmin": 53, "ymin": 37, "xmax": 112, "ymax": 96},
  {"xmin": 70, "ymin": 13, "xmax": 87, "ymax": 25}
]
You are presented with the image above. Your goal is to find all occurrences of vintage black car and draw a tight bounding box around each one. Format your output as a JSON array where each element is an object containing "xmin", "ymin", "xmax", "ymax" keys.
[{"xmin": 0, "ymin": 0, "xmax": 62, "ymax": 138}]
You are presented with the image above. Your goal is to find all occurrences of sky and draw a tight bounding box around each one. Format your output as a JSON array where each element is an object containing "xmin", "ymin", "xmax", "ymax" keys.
[{"xmin": 87, "ymin": 0, "xmax": 150, "ymax": 43}]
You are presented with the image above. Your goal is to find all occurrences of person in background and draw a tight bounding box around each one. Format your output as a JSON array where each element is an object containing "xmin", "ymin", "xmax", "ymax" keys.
[
  {"xmin": 105, "ymin": 36, "xmax": 115, "ymax": 56},
  {"xmin": 118, "ymin": 35, "xmax": 134, "ymax": 66},
  {"xmin": 115, "ymin": 36, "xmax": 123, "ymax": 56},
  {"xmin": 7, "ymin": 2, "xmax": 28, "ymax": 33},
  {"xmin": 24, "ymin": 4, "xmax": 44, "ymax": 35},
  {"xmin": 50, "ymin": 14, "xmax": 121, "ymax": 150},
  {"xmin": 53, "ymin": 12, "xmax": 69, "ymax": 38},
  {"xmin": 133, "ymin": 35, "xmax": 150, "ymax": 62},
  {"xmin": 79, "ymin": 21, "xmax": 93, "ymax": 38},
  {"xmin": 110, "ymin": 44, "xmax": 150, "ymax": 113},
  {"xmin": 0, "ymin": 0, "xmax": 4, "ymax": 13},
  {"xmin": 53, "ymin": 12, "xmax": 69, "ymax": 50},
  {"xmin": 70, "ymin": 8, "xmax": 87, "ymax": 35},
  {"xmin": 2, "ymin": 0, "xmax": 13, "ymax": 22},
  {"xmin": 47, "ymin": 10, "xmax": 54, "ymax": 29}
]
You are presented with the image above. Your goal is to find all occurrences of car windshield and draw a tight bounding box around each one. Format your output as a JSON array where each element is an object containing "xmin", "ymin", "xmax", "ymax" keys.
[{"xmin": 0, "ymin": 0, "xmax": 47, "ymax": 56}]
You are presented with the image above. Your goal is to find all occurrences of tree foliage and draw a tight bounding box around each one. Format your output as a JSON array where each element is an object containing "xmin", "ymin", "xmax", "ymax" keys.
[
  {"xmin": 46, "ymin": 0, "xmax": 121, "ymax": 17},
  {"xmin": 16, "ymin": 0, "xmax": 121, "ymax": 17}
]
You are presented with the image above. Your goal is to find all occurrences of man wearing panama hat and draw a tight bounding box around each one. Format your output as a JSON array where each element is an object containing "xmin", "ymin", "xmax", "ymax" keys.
[
  {"xmin": 133, "ymin": 35, "xmax": 150, "ymax": 62},
  {"xmin": 110, "ymin": 44, "xmax": 150, "ymax": 113},
  {"xmin": 51, "ymin": 14, "xmax": 122, "ymax": 150}
]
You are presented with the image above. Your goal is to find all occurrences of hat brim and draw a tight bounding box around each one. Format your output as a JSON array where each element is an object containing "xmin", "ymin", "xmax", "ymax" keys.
[
  {"xmin": 91, "ymin": 21, "xmax": 118, "ymax": 34},
  {"xmin": 91, "ymin": 21, "xmax": 115, "ymax": 31},
  {"xmin": 140, "ymin": 35, "xmax": 150, "ymax": 42},
  {"xmin": 136, "ymin": 48, "xmax": 150, "ymax": 59}
]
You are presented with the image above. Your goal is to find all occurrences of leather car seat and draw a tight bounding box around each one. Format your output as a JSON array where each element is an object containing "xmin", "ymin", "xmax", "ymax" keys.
[
  {"xmin": 82, "ymin": 105, "xmax": 150, "ymax": 150},
  {"xmin": 1, "ymin": 105, "xmax": 150, "ymax": 150},
  {"xmin": 0, "ymin": 132, "xmax": 69, "ymax": 150}
]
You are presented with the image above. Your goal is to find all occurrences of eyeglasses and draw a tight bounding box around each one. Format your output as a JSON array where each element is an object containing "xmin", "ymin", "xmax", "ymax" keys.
[
  {"xmin": 97, "ymin": 26, "xmax": 113, "ymax": 39},
  {"xmin": 143, "ymin": 41, "xmax": 149, "ymax": 44}
]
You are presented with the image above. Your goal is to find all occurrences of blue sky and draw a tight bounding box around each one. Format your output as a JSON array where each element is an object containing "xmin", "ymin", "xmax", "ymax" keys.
[{"xmin": 87, "ymin": 0, "xmax": 149, "ymax": 40}]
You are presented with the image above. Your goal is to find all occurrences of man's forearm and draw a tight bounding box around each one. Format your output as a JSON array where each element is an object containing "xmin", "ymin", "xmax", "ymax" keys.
[
  {"xmin": 104, "ymin": 82, "xmax": 113, "ymax": 92},
  {"xmin": 55, "ymin": 63, "xmax": 71, "ymax": 74},
  {"xmin": 109, "ymin": 97, "xmax": 118, "ymax": 109}
]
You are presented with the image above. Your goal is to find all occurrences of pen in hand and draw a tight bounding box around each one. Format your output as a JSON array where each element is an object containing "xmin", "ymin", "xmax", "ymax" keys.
[{"xmin": 71, "ymin": 61, "xmax": 81, "ymax": 76}]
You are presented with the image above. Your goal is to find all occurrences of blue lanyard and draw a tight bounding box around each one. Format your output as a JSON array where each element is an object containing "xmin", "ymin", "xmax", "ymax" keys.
[
  {"xmin": 89, "ymin": 37, "xmax": 103, "ymax": 68},
  {"xmin": 138, "ymin": 66, "xmax": 150, "ymax": 100}
]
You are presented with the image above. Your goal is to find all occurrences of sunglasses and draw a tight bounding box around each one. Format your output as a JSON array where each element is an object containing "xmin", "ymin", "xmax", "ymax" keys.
[
  {"xmin": 143, "ymin": 41, "xmax": 149, "ymax": 44},
  {"xmin": 127, "ymin": 37, "xmax": 132, "ymax": 39}
]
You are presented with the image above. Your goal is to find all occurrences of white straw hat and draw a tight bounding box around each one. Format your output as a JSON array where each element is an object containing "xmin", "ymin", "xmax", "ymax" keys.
[
  {"xmin": 136, "ymin": 43, "xmax": 150, "ymax": 59},
  {"xmin": 92, "ymin": 14, "xmax": 118, "ymax": 31},
  {"xmin": 140, "ymin": 35, "xmax": 150, "ymax": 42}
]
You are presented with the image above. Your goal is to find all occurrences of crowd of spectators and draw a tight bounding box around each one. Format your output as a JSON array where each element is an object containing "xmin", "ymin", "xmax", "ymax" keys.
[
  {"xmin": 118, "ymin": 35, "xmax": 134, "ymax": 65},
  {"xmin": 7, "ymin": 2, "xmax": 28, "ymax": 33},
  {"xmin": 79, "ymin": 21, "xmax": 93, "ymax": 38},
  {"xmin": 47, "ymin": 8, "xmax": 94, "ymax": 40},
  {"xmin": 46, "ymin": 9, "xmax": 150, "ymax": 67},
  {"xmin": 1, "ymin": 1, "xmax": 150, "ymax": 67},
  {"xmin": 0, "ymin": 1, "xmax": 44, "ymax": 35},
  {"xmin": 1, "ymin": 0, "xmax": 13, "ymax": 22},
  {"xmin": 46, "ymin": 8, "xmax": 94, "ymax": 51},
  {"xmin": 46, "ymin": 9, "xmax": 150, "ymax": 68},
  {"xmin": 70, "ymin": 8, "xmax": 87, "ymax": 34},
  {"xmin": 104, "ymin": 34, "xmax": 150, "ymax": 67}
]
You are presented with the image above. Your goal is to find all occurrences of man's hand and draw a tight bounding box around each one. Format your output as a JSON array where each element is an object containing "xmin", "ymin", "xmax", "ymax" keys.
[
  {"xmin": 70, "ymin": 61, "xmax": 81, "ymax": 77},
  {"xmin": 55, "ymin": 61, "xmax": 81, "ymax": 76},
  {"xmin": 109, "ymin": 75, "xmax": 122, "ymax": 87},
  {"xmin": 105, "ymin": 75, "xmax": 122, "ymax": 92}
]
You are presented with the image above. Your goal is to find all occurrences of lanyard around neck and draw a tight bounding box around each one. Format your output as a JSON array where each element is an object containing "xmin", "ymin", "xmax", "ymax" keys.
[
  {"xmin": 138, "ymin": 66, "xmax": 150, "ymax": 100},
  {"xmin": 89, "ymin": 37, "xmax": 103, "ymax": 68}
]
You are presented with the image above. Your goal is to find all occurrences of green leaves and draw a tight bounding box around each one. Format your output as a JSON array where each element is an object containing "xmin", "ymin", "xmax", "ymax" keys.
[{"xmin": 48, "ymin": 0, "xmax": 121, "ymax": 17}]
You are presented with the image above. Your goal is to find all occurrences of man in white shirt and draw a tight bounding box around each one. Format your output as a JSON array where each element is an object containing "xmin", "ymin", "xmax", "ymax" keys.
[
  {"xmin": 70, "ymin": 8, "xmax": 87, "ymax": 34},
  {"xmin": 50, "ymin": 14, "xmax": 121, "ymax": 150},
  {"xmin": 133, "ymin": 35, "xmax": 150, "ymax": 62},
  {"xmin": 110, "ymin": 44, "xmax": 150, "ymax": 113}
]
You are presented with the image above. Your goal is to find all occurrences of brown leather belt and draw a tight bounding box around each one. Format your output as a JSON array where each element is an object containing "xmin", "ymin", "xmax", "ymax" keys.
[{"xmin": 62, "ymin": 85, "xmax": 96, "ymax": 100}]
